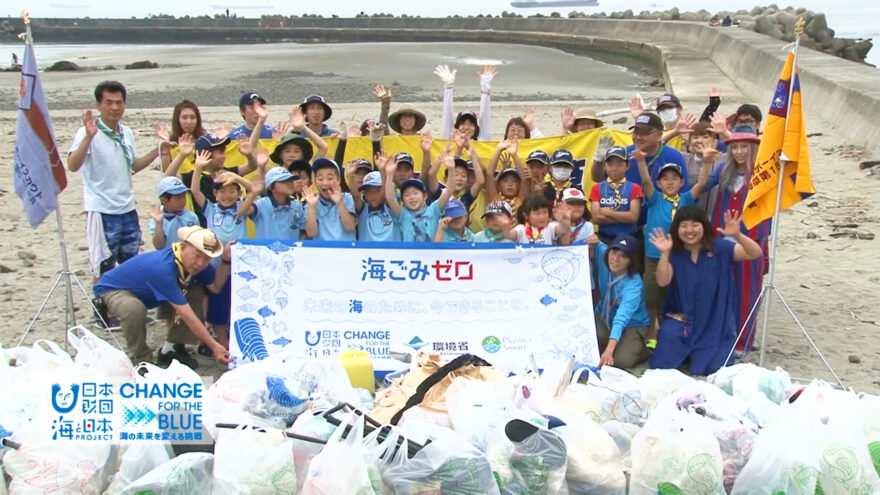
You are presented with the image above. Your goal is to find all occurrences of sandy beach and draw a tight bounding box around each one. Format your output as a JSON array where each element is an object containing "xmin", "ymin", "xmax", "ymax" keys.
[{"xmin": 0, "ymin": 42, "xmax": 877, "ymax": 393}]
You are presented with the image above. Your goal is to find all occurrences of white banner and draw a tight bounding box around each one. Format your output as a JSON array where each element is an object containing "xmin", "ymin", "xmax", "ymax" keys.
[{"xmin": 230, "ymin": 241, "xmax": 598, "ymax": 373}]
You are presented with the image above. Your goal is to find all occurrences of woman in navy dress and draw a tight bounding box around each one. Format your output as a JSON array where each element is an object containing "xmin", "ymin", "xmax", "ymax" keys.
[{"xmin": 647, "ymin": 205, "xmax": 763, "ymax": 375}]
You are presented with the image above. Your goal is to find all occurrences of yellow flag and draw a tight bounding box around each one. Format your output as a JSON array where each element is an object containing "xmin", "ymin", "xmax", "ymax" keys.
[{"xmin": 743, "ymin": 50, "xmax": 816, "ymax": 229}]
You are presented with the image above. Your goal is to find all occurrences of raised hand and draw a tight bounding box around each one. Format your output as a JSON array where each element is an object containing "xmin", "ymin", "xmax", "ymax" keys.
[
  {"xmin": 329, "ymin": 182, "xmax": 344, "ymax": 204},
  {"xmin": 420, "ymin": 132, "xmax": 433, "ymax": 152},
  {"xmin": 631, "ymin": 149, "xmax": 647, "ymax": 161},
  {"xmin": 718, "ymin": 209, "xmax": 743, "ymax": 237},
  {"xmin": 520, "ymin": 167, "xmax": 532, "ymax": 181},
  {"xmin": 147, "ymin": 205, "xmax": 163, "ymax": 222},
  {"xmin": 496, "ymin": 139, "xmax": 511, "ymax": 151},
  {"xmin": 441, "ymin": 151, "xmax": 455, "ymax": 173},
  {"xmin": 302, "ymin": 186, "xmax": 318, "ymax": 207},
  {"xmin": 237, "ymin": 137, "xmax": 253, "ymax": 157},
  {"xmin": 289, "ymin": 106, "xmax": 306, "ymax": 132},
  {"xmin": 253, "ymin": 100, "xmax": 269, "ymax": 120},
  {"xmin": 369, "ymin": 122, "xmax": 385, "ymax": 142},
  {"xmin": 676, "ymin": 111, "xmax": 696, "ymax": 135},
  {"xmin": 215, "ymin": 171, "xmax": 238, "ymax": 186},
  {"xmin": 702, "ymin": 148, "xmax": 720, "ymax": 163},
  {"xmin": 553, "ymin": 201, "xmax": 571, "ymax": 223},
  {"xmin": 83, "ymin": 110, "xmax": 98, "ymax": 138},
  {"xmin": 593, "ymin": 135, "xmax": 614, "ymax": 162},
  {"xmin": 508, "ymin": 137, "xmax": 519, "ymax": 155},
  {"xmin": 434, "ymin": 64, "xmax": 456, "ymax": 88},
  {"xmin": 153, "ymin": 123, "xmax": 173, "ymax": 144},
  {"xmin": 214, "ymin": 122, "xmax": 232, "ymax": 140},
  {"xmin": 194, "ymin": 150, "xmax": 212, "ymax": 169},
  {"xmin": 561, "ymin": 107, "xmax": 575, "ymax": 131},
  {"xmin": 453, "ymin": 129, "xmax": 467, "ymax": 149},
  {"xmin": 373, "ymin": 84, "xmax": 391, "ymax": 100},
  {"xmin": 649, "ymin": 227, "xmax": 673, "ymax": 253},
  {"xmin": 374, "ymin": 151, "xmax": 388, "ymax": 171},
  {"xmin": 272, "ymin": 121, "xmax": 291, "ymax": 139},
  {"xmin": 629, "ymin": 94, "xmax": 646, "ymax": 119},
  {"xmin": 384, "ymin": 155, "xmax": 398, "ymax": 175},
  {"xmin": 254, "ymin": 147, "xmax": 270, "ymax": 168},
  {"xmin": 177, "ymin": 133, "xmax": 195, "ymax": 157},
  {"xmin": 478, "ymin": 65, "xmax": 498, "ymax": 92},
  {"xmin": 347, "ymin": 124, "xmax": 362, "ymax": 138},
  {"xmin": 709, "ymin": 86, "xmax": 722, "ymax": 98},
  {"xmin": 439, "ymin": 217, "xmax": 453, "ymax": 229},
  {"xmin": 710, "ymin": 112, "xmax": 729, "ymax": 135},
  {"xmin": 522, "ymin": 108, "xmax": 535, "ymax": 130}
]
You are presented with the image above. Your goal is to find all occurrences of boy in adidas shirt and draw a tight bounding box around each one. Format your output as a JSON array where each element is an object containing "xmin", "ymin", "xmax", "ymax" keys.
[{"xmin": 589, "ymin": 146, "xmax": 642, "ymax": 244}]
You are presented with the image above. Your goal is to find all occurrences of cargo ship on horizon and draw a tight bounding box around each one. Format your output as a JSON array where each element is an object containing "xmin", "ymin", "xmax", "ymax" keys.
[{"xmin": 510, "ymin": 0, "xmax": 599, "ymax": 8}]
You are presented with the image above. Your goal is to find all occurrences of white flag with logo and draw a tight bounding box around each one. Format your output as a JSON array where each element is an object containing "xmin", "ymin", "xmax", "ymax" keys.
[{"xmin": 14, "ymin": 39, "xmax": 66, "ymax": 228}]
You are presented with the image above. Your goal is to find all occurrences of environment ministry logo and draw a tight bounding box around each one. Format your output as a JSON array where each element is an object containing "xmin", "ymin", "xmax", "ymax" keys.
[{"xmin": 482, "ymin": 336, "xmax": 501, "ymax": 354}]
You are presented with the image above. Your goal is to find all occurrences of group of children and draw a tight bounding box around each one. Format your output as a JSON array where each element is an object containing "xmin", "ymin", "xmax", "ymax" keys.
[{"xmin": 141, "ymin": 79, "xmax": 770, "ymax": 376}]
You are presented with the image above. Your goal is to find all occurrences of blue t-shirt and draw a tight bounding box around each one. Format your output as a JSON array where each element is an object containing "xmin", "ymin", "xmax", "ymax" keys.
[
  {"xmin": 203, "ymin": 200, "xmax": 247, "ymax": 266},
  {"xmin": 625, "ymin": 145, "xmax": 689, "ymax": 225},
  {"xmin": 440, "ymin": 227, "xmax": 475, "ymax": 242},
  {"xmin": 395, "ymin": 202, "xmax": 443, "ymax": 243},
  {"xmin": 251, "ymin": 196, "xmax": 305, "ymax": 240},
  {"xmin": 314, "ymin": 194, "xmax": 357, "ymax": 241},
  {"xmin": 357, "ymin": 204, "xmax": 400, "ymax": 242},
  {"xmin": 228, "ymin": 124, "xmax": 274, "ymax": 140},
  {"xmin": 148, "ymin": 209, "xmax": 200, "ymax": 248},
  {"xmin": 316, "ymin": 124, "xmax": 339, "ymax": 138},
  {"xmin": 93, "ymin": 248, "xmax": 216, "ymax": 308},
  {"xmin": 594, "ymin": 242, "xmax": 650, "ymax": 340},
  {"xmin": 645, "ymin": 190, "xmax": 697, "ymax": 259}
]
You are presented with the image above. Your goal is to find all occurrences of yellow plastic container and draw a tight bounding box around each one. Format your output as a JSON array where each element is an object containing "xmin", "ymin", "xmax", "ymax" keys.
[{"xmin": 338, "ymin": 348, "xmax": 375, "ymax": 392}]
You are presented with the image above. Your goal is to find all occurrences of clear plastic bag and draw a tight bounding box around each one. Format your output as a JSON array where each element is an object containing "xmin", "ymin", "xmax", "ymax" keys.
[
  {"xmin": 445, "ymin": 377, "xmax": 515, "ymax": 453},
  {"xmin": 302, "ymin": 411, "xmax": 378, "ymax": 495},
  {"xmin": 553, "ymin": 411, "xmax": 626, "ymax": 494},
  {"xmin": 103, "ymin": 442, "xmax": 173, "ymax": 495},
  {"xmin": 121, "ymin": 452, "xmax": 213, "ymax": 495},
  {"xmin": 67, "ymin": 326, "xmax": 133, "ymax": 380},
  {"xmin": 212, "ymin": 425, "xmax": 297, "ymax": 495},
  {"xmin": 707, "ymin": 363, "xmax": 791, "ymax": 405},
  {"xmin": 4, "ymin": 439, "xmax": 112, "ymax": 495},
  {"xmin": 487, "ymin": 418, "xmax": 568, "ymax": 495}
]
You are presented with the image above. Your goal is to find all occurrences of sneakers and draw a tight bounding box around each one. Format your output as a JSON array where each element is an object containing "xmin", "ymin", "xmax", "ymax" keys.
[{"xmin": 157, "ymin": 343, "xmax": 199, "ymax": 370}]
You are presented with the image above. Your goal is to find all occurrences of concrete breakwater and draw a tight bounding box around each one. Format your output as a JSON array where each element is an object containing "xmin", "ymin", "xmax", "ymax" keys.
[{"xmin": 7, "ymin": 16, "xmax": 880, "ymax": 149}]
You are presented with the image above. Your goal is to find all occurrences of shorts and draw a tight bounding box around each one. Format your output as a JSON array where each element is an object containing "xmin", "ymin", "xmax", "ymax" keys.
[
  {"xmin": 206, "ymin": 274, "xmax": 232, "ymax": 326},
  {"xmin": 643, "ymin": 257, "xmax": 668, "ymax": 314},
  {"xmin": 99, "ymin": 210, "xmax": 141, "ymax": 274}
]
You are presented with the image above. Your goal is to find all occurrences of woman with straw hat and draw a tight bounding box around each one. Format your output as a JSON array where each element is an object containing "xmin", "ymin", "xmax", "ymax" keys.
[{"xmin": 388, "ymin": 104, "xmax": 427, "ymax": 136}]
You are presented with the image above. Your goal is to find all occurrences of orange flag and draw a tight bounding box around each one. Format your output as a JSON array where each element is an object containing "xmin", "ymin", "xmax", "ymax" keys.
[{"xmin": 743, "ymin": 49, "xmax": 816, "ymax": 229}]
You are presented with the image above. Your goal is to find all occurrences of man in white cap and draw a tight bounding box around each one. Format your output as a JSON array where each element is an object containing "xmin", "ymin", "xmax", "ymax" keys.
[{"xmin": 93, "ymin": 226, "xmax": 233, "ymax": 367}]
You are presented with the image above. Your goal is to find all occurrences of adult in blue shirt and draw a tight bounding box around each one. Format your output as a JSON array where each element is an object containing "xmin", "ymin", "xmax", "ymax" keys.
[
  {"xmin": 228, "ymin": 92, "xmax": 275, "ymax": 140},
  {"xmin": 300, "ymin": 95, "xmax": 339, "ymax": 138},
  {"xmin": 647, "ymin": 206, "xmax": 763, "ymax": 375},
  {"xmin": 94, "ymin": 226, "xmax": 233, "ymax": 367}
]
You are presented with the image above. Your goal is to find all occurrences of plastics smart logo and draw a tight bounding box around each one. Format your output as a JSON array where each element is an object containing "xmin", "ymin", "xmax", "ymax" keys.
[{"xmin": 481, "ymin": 336, "xmax": 501, "ymax": 354}]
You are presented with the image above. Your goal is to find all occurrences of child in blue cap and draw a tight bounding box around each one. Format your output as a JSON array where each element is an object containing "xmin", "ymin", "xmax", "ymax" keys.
[
  {"xmin": 594, "ymin": 234, "xmax": 651, "ymax": 369},
  {"xmin": 385, "ymin": 153, "xmax": 456, "ymax": 242},
  {"xmin": 238, "ymin": 167, "xmax": 305, "ymax": 240},
  {"xmin": 351, "ymin": 168, "xmax": 399, "ymax": 242},
  {"xmin": 589, "ymin": 146, "xmax": 643, "ymax": 244},
  {"xmin": 147, "ymin": 176, "xmax": 200, "ymax": 249},
  {"xmin": 433, "ymin": 199, "xmax": 474, "ymax": 242},
  {"xmin": 304, "ymin": 158, "xmax": 357, "ymax": 241}
]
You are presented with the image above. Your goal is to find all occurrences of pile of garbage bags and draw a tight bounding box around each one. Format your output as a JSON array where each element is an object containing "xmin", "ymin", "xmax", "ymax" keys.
[{"xmin": 1, "ymin": 327, "xmax": 880, "ymax": 494}]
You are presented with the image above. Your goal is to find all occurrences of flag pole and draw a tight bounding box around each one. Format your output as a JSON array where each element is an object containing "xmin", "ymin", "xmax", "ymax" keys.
[{"xmin": 751, "ymin": 19, "xmax": 843, "ymax": 387}]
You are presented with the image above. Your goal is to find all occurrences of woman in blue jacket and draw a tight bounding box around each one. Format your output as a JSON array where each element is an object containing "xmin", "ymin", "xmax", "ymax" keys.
[{"xmin": 594, "ymin": 234, "xmax": 651, "ymax": 368}]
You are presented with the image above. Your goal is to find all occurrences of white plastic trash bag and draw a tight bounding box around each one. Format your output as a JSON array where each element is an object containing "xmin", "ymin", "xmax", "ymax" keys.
[
  {"xmin": 212, "ymin": 425, "xmax": 297, "ymax": 495},
  {"xmin": 67, "ymin": 326, "xmax": 133, "ymax": 380},
  {"xmin": 4, "ymin": 439, "xmax": 111, "ymax": 495},
  {"xmin": 553, "ymin": 411, "xmax": 626, "ymax": 494},
  {"xmin": 121, "ymin": 452, "xmax": 213, "ymax": 495},
  {"xmin": 103, "ymin": 442, "xmax": 173, "ymax": 495},
  {"xmin": 707, "ymin": 363, "xmax": 791, "ymax": 404},
  {"xmin": 302, "ymin": 411, "xmax": 378, "ymax": 495}
]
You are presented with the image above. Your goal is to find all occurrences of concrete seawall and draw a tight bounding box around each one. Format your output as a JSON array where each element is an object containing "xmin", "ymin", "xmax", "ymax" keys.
[{"xmin": 28, "ymin": 17, "xmax": 880, "ymax": 149}]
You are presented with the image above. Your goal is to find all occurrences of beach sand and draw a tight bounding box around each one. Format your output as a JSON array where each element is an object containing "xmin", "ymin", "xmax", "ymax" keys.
[{"xmin": 0, "ymin": 43, "xmax": 877, "ymax": 392}]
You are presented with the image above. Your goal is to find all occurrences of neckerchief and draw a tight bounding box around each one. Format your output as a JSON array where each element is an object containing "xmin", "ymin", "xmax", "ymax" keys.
[
  {"xmin": 606, "ymin": 177, "xmax": 627, "ymax": 210},
  {"xmin": 524, "ymin": 223, "xmax": 544, "ymax": 244},
  {"xmin": 163, "ymin": 210, "xmax": 184, "ymax": 221},
  {"xmin": 496, "ymin": 195, "xmax": 519, "ymax": 215},
  {"xmin": 571, "ymin": 218, "xmax": 588, "ymax": 241},
  {"xmin": 97, "ymin": 119, "xmax": 133, "ymax": 169},
  {"xmin": 601, "ymin": 273, "xmax": 626, "ymax": 327},
  {"xmin": 446, "ymin": 228, "xmax": 468, "ymax": 242},
  {"xmin": 481, "ymin": 229, "xmax": 505, "ymax": 242},
  {"xmin": 662, "ymin": 192, "xmax": 681, "ymax": 220},
  {"xmin": 544, "ymin": 175, "xmax": 571, "ymax": 199}
]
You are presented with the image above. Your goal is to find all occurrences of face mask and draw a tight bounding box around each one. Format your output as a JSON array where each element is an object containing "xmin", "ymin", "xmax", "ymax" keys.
[
  {"xmin": 659, "ymin": 108, "xmax": 678, "ymax": 125},
  {"xmin": 550, "ymin": 166, "xmax": 571, "ymax": 182}
]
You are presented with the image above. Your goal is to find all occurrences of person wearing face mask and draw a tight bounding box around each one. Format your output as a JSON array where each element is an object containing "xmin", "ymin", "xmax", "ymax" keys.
[
  {"xmin": 655, "ymin": 94, "xmax": 687, "ymax": 152},
  {"xmin": 543, "ymin": 149, "xmax": 577, "ymax": 204}
]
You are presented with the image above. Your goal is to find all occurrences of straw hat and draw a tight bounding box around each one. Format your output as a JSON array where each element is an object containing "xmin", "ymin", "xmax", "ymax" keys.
[
  {"xmin": 177, "ymin": 226, "xmax": 224, "ymax": 258},
  {"xmin": 573, "ymin": 107, "xmax": 604, "ymax": 128},
  {"xmin": 389, "ymin": 104, "xmax": 427, "ymax": 134}
]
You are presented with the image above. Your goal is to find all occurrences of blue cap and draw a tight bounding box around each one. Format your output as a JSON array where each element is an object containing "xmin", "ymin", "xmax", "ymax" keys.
[
  {"xmin": 453, "ymin": 158, "xmax": 472, "ymax": 170},
  {"xmin": 657, "ymin": 162, "xmax": 684, "ymax": 178},
  {"xmin": 264, "ymin": 167, "xmax": 298, "ymax": 188},
  {"xmin": 550, "ymin": 149, "xmax": 574, "ymax": 167},
  {"xmin": 311, "ymin": 158, "xmax": 340, "ymax": 175},
  {"xmin": 359, "ymin": 171, "xmax": 383, "ymax": 191},
  {"xmin": 195, "ymin": 134, "xmax": 230, "ymax": 152},
  {"xmin": 156, "ymin": 176, "xmax": 188, "ymax": 196},
  {"xmin": 526, "ymin": 150, "xmax": 550, "ymax": 164},
  {"xmin": 610, "ymin": 234, "xmax": 638, "ymax": 256},
  {"xmin": 238, "ymin": 91, "xmax": 266, "ymax": 109},
  {"xmin": 656, "ymin": 93, "xmax": 681, "ymax": 110},
  {"xmin": 444, "ymin": 199, "xmax": 467, "ymax": 219},
  {"xmin": 395, "ymin": 152, "xmax": 414, "ymax": 167},
  {"xmin": 604, "ymin": 146, "xmax": 628, "ymax": 161},
  {"xmin": 353, "ymin": 159, "xmax": 373, "ymax": 172},
  {"xmin": 400, "ymin": 178, "xmax": 425, "ymax": 193}
]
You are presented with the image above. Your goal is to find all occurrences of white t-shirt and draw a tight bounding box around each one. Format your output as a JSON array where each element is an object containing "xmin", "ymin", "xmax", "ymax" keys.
[
  {"xmin": 513, "ymin": 222, "xmax": 560, "ymax": 245},
  {"xmin": 69, "ymin": 124, "xmax": 137, "ymax": 214}
]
